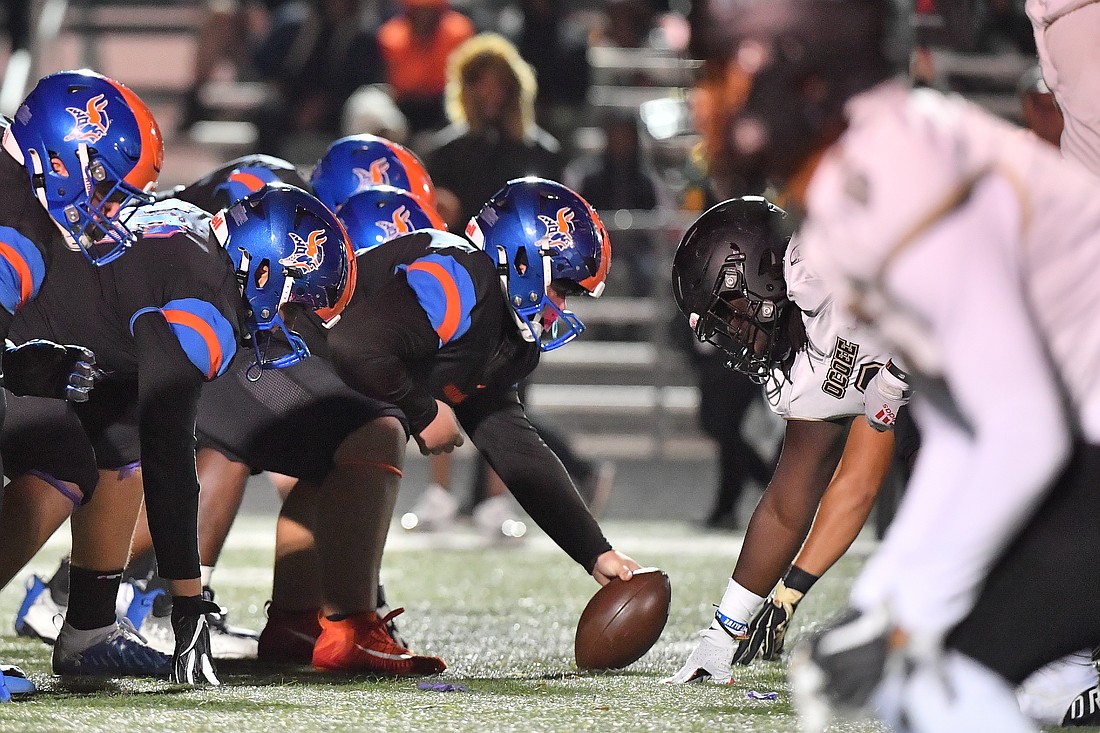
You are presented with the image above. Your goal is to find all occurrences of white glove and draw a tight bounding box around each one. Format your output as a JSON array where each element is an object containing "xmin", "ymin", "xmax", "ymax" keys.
[
  {"xmin": 864, "ymin": 360, "xmax": 911, "ymax": 432},
  {"xmin": 661, "ymin": 625, "xmax": 736, "ymax": 684}
]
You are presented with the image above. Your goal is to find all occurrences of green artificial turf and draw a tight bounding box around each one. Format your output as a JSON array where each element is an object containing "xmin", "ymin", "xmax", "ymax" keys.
[{"xmin": 0, "ymin": 517, "xmax": 1068, "ymax": 732}]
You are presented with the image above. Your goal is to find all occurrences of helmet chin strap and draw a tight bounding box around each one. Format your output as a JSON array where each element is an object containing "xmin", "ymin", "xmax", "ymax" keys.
[
  {"xmin": 233, "ymin": 247, "xmax": 251, "ymax": 297},
  {"xmin": 71, "ymin": 143, "xmax": 96, "ymax": 250},
  {"xmin": 278, "ymin": 273, "xmax": 295, "ymax": 315}
]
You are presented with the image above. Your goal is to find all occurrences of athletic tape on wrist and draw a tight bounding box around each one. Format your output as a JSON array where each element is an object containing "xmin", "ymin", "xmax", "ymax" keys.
[{"xmin": 715, "ymin": 609, "xmax": 749, "ymax": 639}]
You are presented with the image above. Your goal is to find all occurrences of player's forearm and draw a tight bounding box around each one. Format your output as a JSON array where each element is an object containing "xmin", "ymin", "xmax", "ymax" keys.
[
  {"xmin": 134, "ymin": 315, "xmax": 205, "ymax": 580},
  {"xmin": 794, "ymin": 420, "xmax": 894, "ymax": 577}
]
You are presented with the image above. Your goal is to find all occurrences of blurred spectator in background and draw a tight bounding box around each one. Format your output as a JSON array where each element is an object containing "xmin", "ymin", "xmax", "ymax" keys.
[
  {"xmin": 672, "ymin": 317, "xmax": 774, "ymax": 530},
  {"xmin": 976, "ymin": 0, "xmax": 1036, "ymax": 54},
  {"xmin": 567, "ymin": 110, "xmax": 665, "ymax": 298},
  {"xmin": 511, "ymin": 0, "xmax": 591, "ymax": 143},
  {"xmin": 1018, "ymin": 65, "xmax": 1063, "ymax": 148},
  {"xmin": 1026, "ymin": 0, "xmax": 1100, "ymax": 177},
  {"xmin": 377, "ymin": 0, "xmax": 474, "ymax": 138},
  {"xmin": 671, "ymin": 85, "xmax": 774, "ymax": 529},
  {"xmin": 594, "ymin": 0, "xmax": 657, "ymax": 50},
  {"xmin": 422, "ymin": 32, "xmax": 561, "ymax": 231},
  {"xmin": 341, "ymin": 83, "xmax": 410, "ymax": 142},
  {"xmin": 589, "ymin": 0, "xmax": 690, "ymax": 52},
  {"xmin": 253, "ymin": 0, "xmax": 381, "ymax": 161},
  {"xmin": 178, "ymin": 0, "xmax": 286, "ymax": 132}
]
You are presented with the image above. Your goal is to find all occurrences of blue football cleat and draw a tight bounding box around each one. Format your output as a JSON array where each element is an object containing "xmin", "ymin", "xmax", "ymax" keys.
[
  {"xmin": 0, "ymin": 665, "xmax": 36, "ymax": 699},
  {"xmin": 123, "ymin": 581, "xmax": 167, "ymax": 632},
  {"xmin": 14, "ymin": 575, "xmax": 63, "ymax": 643},
  {"xmin": 52, "ymin": 619, "xmax": 171, "ymax": 677}
]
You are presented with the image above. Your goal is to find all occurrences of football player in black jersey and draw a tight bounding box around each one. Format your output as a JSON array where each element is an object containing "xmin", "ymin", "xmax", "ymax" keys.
[
  {"xmin": 0, "ymin": 185, "xmax": 355, "ymax": 685},
  {"xmin": 277, "ymin": 177, "xmax": 643, "ymax": 670},
  {"xmin": 185, "ymin": 174, "xmax": 642, "ymax": 670},
  {"xmin": 0, "ymin": 68, "xmax": 163, "ymax": 699},
  {"xmin": 167, "ymin": 157, "xmax": 446, "ymax": 675}
]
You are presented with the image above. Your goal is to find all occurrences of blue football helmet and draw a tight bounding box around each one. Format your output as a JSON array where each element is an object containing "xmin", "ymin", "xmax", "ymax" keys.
[
  {"xmin": 310, "ymin": 134, "xmax": 436, "ymax": 212},
  {"xmin": 211, "ymin": 184, "xmax": 356, "ymax": 370},
  {"xmin": 466, "ymin": 177, "xmax": 611, "ymax": 351},
  {"xmin": 3, "ymin": 69, "xmax": 164, "ymax": 265},
  {"xmin": 337, "ymin": 185, "xmax": 446, "ymax": 255},
  {"xmin": 176, "ymin": 154, "xmax": 309, "ymax": 214}
]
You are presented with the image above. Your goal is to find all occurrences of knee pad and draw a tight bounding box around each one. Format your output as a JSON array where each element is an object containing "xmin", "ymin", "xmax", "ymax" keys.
[{"xmin": 878, "ymin": 651, "xmax": 1039, "ymax": 733}]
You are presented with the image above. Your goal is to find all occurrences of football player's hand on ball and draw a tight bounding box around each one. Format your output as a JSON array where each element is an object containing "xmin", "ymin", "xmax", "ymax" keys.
[
  {"xmin": 660, "ymin": 625, "xmax": 736, "ymax": 684},
  {"xmin": 864, "ymin": 360, "xmax": 911, "ymax": 432},
  {"xmin": 732, "ymin": 580, "xmax": 804, "ymax": 665},
  {"xmin": 415, "ymin": 400, "xmax": 465, "ymax": 455},
  {"xmin": 590, "ymin": 549, "xmax": 640, "ymax": 586}
]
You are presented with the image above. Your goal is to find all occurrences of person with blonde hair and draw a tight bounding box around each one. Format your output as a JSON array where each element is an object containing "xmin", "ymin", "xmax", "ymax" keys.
[
  {"xmin": 423, "ymin": 32, "xmax": 562, "ymax": 232},
  {"xmin": 410, "ymin": 33, "xmax": 612, "ymax": 537}
]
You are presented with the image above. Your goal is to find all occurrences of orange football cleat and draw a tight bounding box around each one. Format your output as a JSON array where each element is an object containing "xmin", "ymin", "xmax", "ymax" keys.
[{"xmin": 312, "ymin": 608, "xmax": 446, "ymax": 676}]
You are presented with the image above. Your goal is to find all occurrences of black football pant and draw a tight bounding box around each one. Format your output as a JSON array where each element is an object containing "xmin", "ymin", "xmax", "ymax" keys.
[{"xmin": 947, "ymin": 440, "xmax": 1100, "ymax": 684}]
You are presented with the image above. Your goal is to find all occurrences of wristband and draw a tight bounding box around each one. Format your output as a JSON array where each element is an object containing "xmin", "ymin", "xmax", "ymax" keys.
[
  {"xmin": 715, "ymin": 609, "xmax": 749, "ymax": 639},
  {"xmin": 884, "ymin": 359, "xmax": 910, "ymax": 384}
]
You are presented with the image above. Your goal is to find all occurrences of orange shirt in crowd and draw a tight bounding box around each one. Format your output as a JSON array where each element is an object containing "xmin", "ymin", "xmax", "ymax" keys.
[{"xmin": 378, "ymin": 10, "xmax": 475, "ymax": 101}]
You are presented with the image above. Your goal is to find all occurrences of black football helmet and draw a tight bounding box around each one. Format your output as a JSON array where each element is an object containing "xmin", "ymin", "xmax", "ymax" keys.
[
  {"xmin": 688, "ymin": 0, "xmax": 909, "ymax": 190},
  {"xmin": 672, "ymin": 196, "xmax": 792, "ymax": 382}
]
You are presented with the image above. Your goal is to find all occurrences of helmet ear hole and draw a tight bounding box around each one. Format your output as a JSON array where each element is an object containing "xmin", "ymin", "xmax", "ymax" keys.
[
  {"xmin": 48, "ymin": 153, "xmax": 69, "ymax": 176},
  {"xmin": 255, "ymin": 259, "xmax": 270, "ymax": 288},
  {"xmin": 513, "ymin": 245, "xmax": 530, "ymax": 275}
]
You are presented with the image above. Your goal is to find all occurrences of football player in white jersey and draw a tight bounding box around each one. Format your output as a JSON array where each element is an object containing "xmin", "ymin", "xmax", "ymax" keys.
[
  {"xmin": 662, "ymin": 196, "xmax": 906, "ymax": 685},
  {"xmin": 685, "ymin": 1, "xmax": 1100, "ymax": 731},
  {"xmin": 1017, "ymin": 5, "xmax": 1100, "ymax": 722},
  {"xmin": 1025, "ymin": 0, "xmax": 1100, "ymax": 176}
]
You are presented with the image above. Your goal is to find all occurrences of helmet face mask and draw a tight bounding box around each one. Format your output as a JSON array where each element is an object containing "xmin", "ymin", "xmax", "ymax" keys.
[
  {"xmin": 467, "ymin": 177, "xmax": 610, "ymax": 352},
  {"xmin": 212, "ymin": 184, "xmax": 356, "ymax": 371},
  {"xmin": 5, "ymin": 70, "xmax": 164, "ymax": 265},
  {"xmin": 672, "ymin": 196, "xmax": 791, "ymax": 382},
  {"xmin": 692, "ymin": 259, "xmax": 785, "ymax": 382}
]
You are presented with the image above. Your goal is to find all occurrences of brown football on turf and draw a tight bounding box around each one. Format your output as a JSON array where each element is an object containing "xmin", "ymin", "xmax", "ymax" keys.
[{"xmin": 574, "ymin": 567, "xmax": 672, "ymax": 670}]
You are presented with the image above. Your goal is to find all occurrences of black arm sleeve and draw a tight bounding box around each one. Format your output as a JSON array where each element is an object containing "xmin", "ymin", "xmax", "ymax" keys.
[
  {"xmin": 329, "ymin": 278, "xmax": 442, "ymax": 434},
  {"xmin": 457, "ymin": 390, "xmax": 612, "ymax": 573},
  {"xmin": 132, "ymin": 312, "xmax": 206, "ymax": 580}
]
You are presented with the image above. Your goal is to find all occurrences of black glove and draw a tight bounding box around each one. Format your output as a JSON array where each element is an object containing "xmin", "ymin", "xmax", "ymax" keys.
[
  {"xmin": 789, "ymin": 606, "xmax": 893, "ymax": 731},
  {"xmin": 732, "ymin": 580, "xmax": 804, "ymax": 665},
  {"xmin": 3, "ymin": 340, "xmax": 96, "ymax": 402},
  {"xmin": 171, "ymin": 597, "xmax": 222, "ymax": 686}
]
